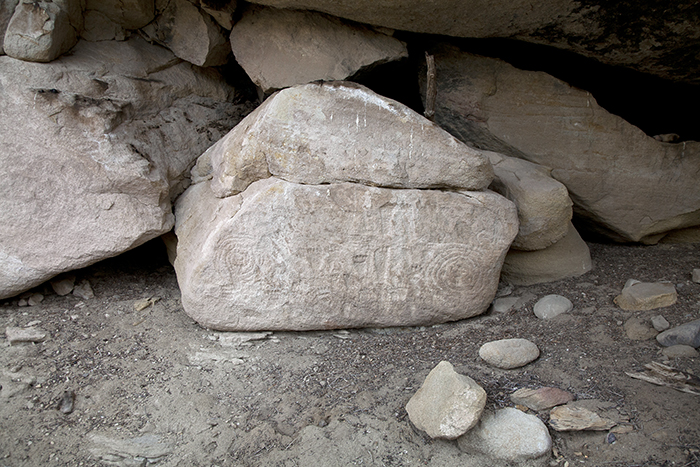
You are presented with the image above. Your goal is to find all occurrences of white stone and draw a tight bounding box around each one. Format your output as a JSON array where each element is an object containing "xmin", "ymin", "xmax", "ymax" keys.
[
  {"xmin": 478, "ymin": 338, "xmax": 540, "ymax": 369},
  {"xmin": 533, "ymin": 294, "xmax": 573, "ymax": 319}
]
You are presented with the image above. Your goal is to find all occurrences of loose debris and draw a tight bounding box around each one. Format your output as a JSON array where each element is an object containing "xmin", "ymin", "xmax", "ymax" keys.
[{"xmin": 626, "ymin": 362, "xmax": 700, "ymax": 395}]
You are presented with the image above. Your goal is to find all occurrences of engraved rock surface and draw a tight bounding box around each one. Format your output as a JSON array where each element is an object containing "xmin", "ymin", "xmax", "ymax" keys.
[
  {"xmin": 174, "ymin": 178, "xmax": 518, "ymax": 331},
  {"xmin": 230, "ymin": 6, "xmax": 408, "ymax": 93},
  {"xmin": 205, "ymin": 81, "xmax": 494, "ymax": 198}
]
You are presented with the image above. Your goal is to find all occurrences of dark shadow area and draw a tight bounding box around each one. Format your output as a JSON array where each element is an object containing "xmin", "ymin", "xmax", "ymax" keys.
[{"xmin": 351, "ymin": 56, "xmax": 426, "ymax": 114}]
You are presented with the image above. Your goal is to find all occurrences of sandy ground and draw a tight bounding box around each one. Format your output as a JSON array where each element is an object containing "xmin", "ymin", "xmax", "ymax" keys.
[{"xmin": 1, "ymin": 239, "xmax": 699, "ymax": 467}]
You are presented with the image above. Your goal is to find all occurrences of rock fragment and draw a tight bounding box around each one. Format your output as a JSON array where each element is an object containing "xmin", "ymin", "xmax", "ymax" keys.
[
  {"xmin": 651, "ymin": 315, "xmax": 671, "ymax": 332},
  {"xmin": 533, "ymin": 295, "xmax": 572, "ymax": 319},
  {"xmin": 661, "ymin": 345, "xmax": 699, "ymax": 359},
  {"xmin": 73, "ymin": 280, "xmax": 94, "ymax": 300},
  {"xmin": 510, "ymin": 387, "xmax": 574, "ymax": 411},
  {"xmin": 6, "ymin": 326, "xmax": 47, "ymax": 344},
  {"xmin": 656, "ymin": 319, "xmax": 700, "ymax": 348},
  {"xmin": 406, "ymin": 361, "xmax": 487, "ymax": 439},
  {"xmin": 549, "ymin": 405, "xmax": 616, "ymax": 431},
  {"xmin": 50, "ymin": 274, "xmax": 76, "ymax": 296},
  {"xmin": 614, "ymin": 280, "xmax": 677, "ymax": 311},
  {"xmin": 478, "ymin": 338, "xmax": 539, "ymax": 369},
  {"xmin": 624, "ymin": 317, "xmax": 659, "ymax": 341}
]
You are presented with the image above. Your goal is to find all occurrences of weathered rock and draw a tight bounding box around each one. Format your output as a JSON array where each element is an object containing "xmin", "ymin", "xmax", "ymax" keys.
[
  {"xmin": 0, "ymin": 0, "xmax": 19, "ymax": 54},
  {"xmin": 0, "ymin": 38, "xmax": 250, "ymax": 300},
  {"xmin": 457, "ymin": 408, "xmax": 552, "ymax": 464},
  {"xmin": 230, "ymin": 6, "xmax": 407, "ymax": 93},
  {"xmin": 487, "ymin": 151, "xmax": 572, "ymax": 251},
  {"xmin": 174, "ymin": 178, "xmax": 518, "ymax": 330},
  {"xmin": 205, "ymin": 81, "xmax": 494, "ymax": 198},
  {"xmin": 661, "ymin": 345, "xmax": 699, "ymax": 359},
  {"xmin": 533, "ymin": 294, "xmax": 573, "ymax": 320},
  {"xmin": 614, "ymin": 280, "xmax": 677, "ymax": 311},
  {"xmin": 427, "ymin": 46, "xmax": 700, "ymax": 243},
  {"xmin": 549, "ymin": 404, "xmax": 616, "ymax": 431},
  {"xmin": 623, "ymin": 317, "xmax": 658, "ymax": 341},
  {"xmin": 200, "ymin": 0, "xmax": 236, "ymax": 30},
  {"xmin": 3, "ymin": 0, "xmax": 83, "ymax": 62},
  {"xmin": 651, "ymin": 315, "xmax": 671, "ymax": 332},
  {"xmin": 6, "ymin": 326, "xmax": 47, "ymax": 344},
  {"xmin": 141, "ymin": 0, "xmax": 230, "ymax": 67},
  {"xmin": 85, "ymin": 0, "xmax": 155, "ymax": 29},
  {"xmin": 500, "ymin": 223, "xmax": 592, "ymax": 286},
  {"xmin": 478, "ymin": 338, "xmax": 539, "ymax": 369},
  {"xmin": 656, "ymin": 319, "xmax": 700, "ymax": 348},
  {"xmin": 510, "ymin": 387, "xmax": 574, "ymax": 412},
  {"xmin": 406, "ymin": 361, "xmax": 487, "ymax": 439}
]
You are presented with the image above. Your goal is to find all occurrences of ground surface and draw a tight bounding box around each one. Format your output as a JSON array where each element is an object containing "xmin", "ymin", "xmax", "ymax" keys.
[{"xmin": 1, "ymin": 240, "xmax": 699, "ymax": 467}]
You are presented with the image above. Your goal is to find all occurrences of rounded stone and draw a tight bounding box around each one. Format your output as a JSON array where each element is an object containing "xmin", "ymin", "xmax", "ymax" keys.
[
  {"xmin": 661, "ymin": 345, "xmax": 699, "ymax": 358},
  {"xmin": 479, "ymin": 338, "xmax": 540, "ymax": 369},
  {"xmin": 533, "ymin": 294, "xmax": 573, "ymax": 319}
]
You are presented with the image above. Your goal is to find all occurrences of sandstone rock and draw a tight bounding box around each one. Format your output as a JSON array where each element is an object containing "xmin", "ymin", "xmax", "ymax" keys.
[
  {"xmin": 0, "ymin": 0, "xmax": 19, "ymax": 54},
  {"xmin": 6, "ymin": 326, "xmax": 47, "ymax": 344},
  {"xmin": 457, "ymin": 408, "xmax": 552, "ymax": 464},
  {"xmin": 3, "ymin": 0, "xmax": 82, "ymax": 62},
  {"xmin": 206, "ymin": 81, "xmax": 494, "ymax": 198},
  {"xmin": 478, "ymin": 338, "xmax": 539, "ymax": 369},
  {"xmin": 487, "ymin": 151, "xmax": 572, "ymax": 251},
  {"xmin": 533, "ymin": 294, "xmax": 573, "ymax": 319},
  {"xmin": 427, "ymin": 46, "xmax": 700, "ymax": 243},
  {"xmin": 85, "ymin": 0, "xmax": 155, "ymax": 29},
  {"xmin": 141, "ymin": 0, "xmax": 230, "ymax": 67},
  {"xmin": 549, "ymin": 404, "xmax": 616, "ymax": 431},
  {"xmin": 510, "ymin": 387, "xmax": 574, "ymax": 411},
  {"xmin": 200, "ymin": 0, "xmax": 236, "ymax": 30},
  {"xmin": 0, "ymin": 38, "xmax": 250, "ymax": 300},
  {"xmin": 623, "ymin": 317, "xmax": 658, "ymax": 341},
  {"xmin": 614, "ymin": 280, "xmax": 677, "ymax": 311},
  {"xmin": 406, "ymin": 361, "xmax": 487, "ymax": 439},
  {"xmin": 661, "ymin": 345, "xmax": 699, "ymax": 359},
  {"xmin": 500, "ymin": 222, "xmax": 592, "ymax": 286},
  {"xmin": 230, "ymin": 6, "xmax": 407, "ymax": 93},
  {"xmin": 174, "ymin": 178, "xmax": 518, "ymax": 330},
  {"xmin": 656, "ymin": 319, "xmax": 700, "ymax": 348}
]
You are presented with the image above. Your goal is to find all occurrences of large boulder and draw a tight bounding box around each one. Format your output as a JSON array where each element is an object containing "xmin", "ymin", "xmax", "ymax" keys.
[
  {"xmin": 174, "ymin": 178, "xmax": 517, "ymax": 330},
  {"xmin": 427, "ymin": 46, "xmax": 700, "ymax": 243},
  {"xmin": 247, "ymin": 0, "xmax": 700, "ymax": 85},
  {"xmin": 229, "ymin": 6, "xmax": 407, "ymax": 94},
  {"xmin": 0, "ymin": 38, "xmax": 251, "ymax": 299}
]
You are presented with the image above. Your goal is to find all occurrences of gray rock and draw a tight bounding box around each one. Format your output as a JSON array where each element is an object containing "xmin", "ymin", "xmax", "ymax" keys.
[
  {"xmin": 205, "ymin": 81, "xmax": 494, "ymax": 199},
  {"xmin": 406, "ymin": 361, "xmax": 487, "ymax": 439},
  {"xmin": 624, "ymin": 317, "xmax": 659, "ymax": 341},
  {"xmin": 614, "ymin": 280, "xmax": 677, "ymax": 311},
  {"xmin": 457, "ymin": 408, "xmax": 552, "ymax": 464},
  {"xmin": 656, "ymin": 319, "xmax": 700, "ymax": 348},
  {"xmin": 549, "ymin": 404, "xmax": 616, "ymax": 431},
  {"xmin": 510, "ymin": 387, "xmax": 574, "ymax": 411},
  {"xmin": 174, "ymin": 178, "xmax": 518, "ymax": 330},
  {"xmin": 478, "ymin": 338, "xmax": 539, "ymax": 369},
  {"xmin": 50, "ymin": 274, "xmax": 76, "ymax": 296},
  {"xmin": 533, "ymin": 295, "xmax": 573, "ymax": 319},
  {"xmin": 651, "ymin": 315, "xmax": 671, "ymax": 332},
  {"xmin": 693, "ymin": 269, "xmax": 700, "ymax": 283},
  {"xmin": 491, "ymin": 297, "xmax": 519, "ymax": 313},
  {"xmin": 6, "ymin": 326, "xmax": 47, "ymax": 344},
  {"xmin": 661, "ymin": 345, "xmax": 699, "ymax": 359},
  {"xmin": 27, "ymin": 293, "xmax": 44, "ymax": 306},
  {"xmin": 500, "ymin": 222, "xmax": 592, "ymax": 286},
  {"xmin": 230, "ymin": 6, "xmax": 407, "ymax": 94},
  {"xmin": 0, "ymin": 0, "xmax": 19, "ymax": 54}
]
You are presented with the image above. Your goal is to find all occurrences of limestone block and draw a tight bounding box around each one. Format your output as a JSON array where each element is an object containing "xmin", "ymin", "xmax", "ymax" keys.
[
  {"xmin": 0, "ymin": 0, "xmax": 19, "ymax": 54},
  {"xmin": 406, "ymin": 361, "xmax": 487, "ymax": 440},
  {"xmin": 207, "ymin": 81, "xmax": 494, "ymax": 198},
  {"xmin": 173, "ymin": 178, "xmax": 518, "ymax": 331},
  {"xmin": 84, "ymin": 0, "xmax": 154, "ymax": 29},
  {"xmin": 229, "ymin": 6, "xmax": 408, "ymax": 93}
]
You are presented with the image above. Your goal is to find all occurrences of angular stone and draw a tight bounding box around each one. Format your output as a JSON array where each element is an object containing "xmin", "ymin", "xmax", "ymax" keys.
[
  {"xmin": 623, "ymin": 317, "xmax": 658, "ymax": 341},
  {"xmin": 500, "ymin": 223, "xmax": 592, "ymax": 286},
  {"xmin": 614, "ymin": 280, "xmax": 677, "ymax": 311},
  {"xmin": 510, "ymin": 387, "xmax": 574, "ymax": 412},
  {"xmin": 662, "ymin": 345, "xmax": 699, "ymax": 359},
  {"xmin": 457, "ymin": 408, "xmax": 552, "ymax": 463},
  {"xmin": 0, "ymin": 38, "xmax": 249, "ymax": 299},
  {"xmin": 85, "ymin": 0, "xmax": 154, "ymax": 29},
  {"xmin": 141, "ymin": 0, "xmax": 230, "ymax": 67},
  {"xmin": 6, "ymin": 326, "xmax": 47, "ymax": 344},
  {"xmin": 174, "ymin": 178, "xmax": 518, "ymax": 330},
  {"xmin": 479, "ymin": 338, "xmax": 539, "ymax": 369},
  {"xmin": 549, "ymin": 405, "xmax": 616, "ymax": 431},
  {"xmin": 656, "ymin": 319, "xmax": 700, "ymax": 348},
  {"xmin": 406, "ymin": 361, "xmax": 487, "ymax": 440},
  {"xmin": 0, "ymin": 0, "xmax": 19, "ymax": 54},
  {"xmin": 533, "ymin": 294, "xmax": 573, "ymax": 319},
  {"xmin": 3, "ymin": 0, "xmax": 82, "ymax": 62},
  {"xmin": 427, "ymin": 47, "xmax": 700, "ymax": 242},
  {"xmin": 230, "ymin": 6, "xmax": 407, "ymax": 93},
  {"xmin": 487, "ymin": 151, "xmax": 572, "ymax": 251},
  {"xmin": 206, "ymin": 81, "xmax": 494, "ymax": 198}
]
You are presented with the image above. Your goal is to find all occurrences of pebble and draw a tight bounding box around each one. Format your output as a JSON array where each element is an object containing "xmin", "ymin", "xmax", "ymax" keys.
[
  {"xmin": 549, "ymin": 405, "xmax": 616, "ymax": 431},
  {"xmin": 613, "ymin": 279, "xmax": 677, "ymax": 311},
  {"xmin": 58, "ymin": 390, "xmax": 75, "ymax": 414},
  {"xmin": 50, "ymin": 274, "xmax": 76, "ymax": 296},
  {"xmin": 73, "ymin": 279, "xmax": 95, "ymax": 300},
  {"xmin": 5, "ymin": 326, "xmax": 48, "ymax": 344},
  {"xmin": 656, "ymin": 319, "xmax": 700, "ymax": 348},
  {"xmin": 457, "ymin": 408, "xmax": 552, "ymax": 462},
  {"xmin": 623, "ymin": 317, "xmax": 658, "ymax": 341},
  {"xmin": 510, "ymin": 387, "xmax": 575, "ymax": 411},
  {"xmin": 651, "ymin": 315, "xmax": 670, "ymax": 332},
  {"xmin": 406, "ymin": 361, "xmax": 486, "ymax": 439},
  {"xmin": 533, "ymin": 294, "xmax": 572, "ymax": 319},
  {"xmin": 479, "ymin": 338, "xmax": 540, "ymax": 369},
  {"xmin": 693, "ymin": 269, "xmax": 700, "ymax": 283},
  {"xmin": 491, "ymin": 297, "xmax": 519, "ymax": 313},
  {"xmin": 661, "ymin": 345, "xmax": 699, "ymax": 358}
]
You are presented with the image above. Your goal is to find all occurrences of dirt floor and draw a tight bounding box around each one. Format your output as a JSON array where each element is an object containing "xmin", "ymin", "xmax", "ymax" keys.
[{"xmin": 1, "ymin": 239, "xmax": 699, "ymax": 467}]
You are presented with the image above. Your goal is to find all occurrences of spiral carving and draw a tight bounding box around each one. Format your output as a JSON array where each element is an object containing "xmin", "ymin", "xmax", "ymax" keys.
[{"xmin": 425, "ymin": 244, "xmax": 479, "ymax": 291}]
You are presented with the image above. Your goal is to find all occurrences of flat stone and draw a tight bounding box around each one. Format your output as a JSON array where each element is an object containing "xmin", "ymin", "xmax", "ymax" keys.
[
  {"xmin": 50, "ymin": 274, "xmax": 76, "ymax": 296},
  {"xmin": 651, "ymin": 315, "xmax": 671, "ymax": 332},
  {"xmin": 624, "ymin": 317, "xmax": 659, "ymax": 341},
  {"xmin": 6, "ymin": 326, "xmax": 47, "ymax": 344},
  {"xmin": 88, "ymin": 433, "xmax": 173, "ymax": 466},
  {"xmin": 406, "ymin": 361, "xmax": 487, "ymax": 439},
  {"xmin": 457, "ymin": 408, "xmax": 552, "ymax": 463},
  {"xmin": 491, "ymin": 297, "xmax": 519, "ymax": 313},
  {"xmin": 479, "ymin": 338, "xmax": 539, "ymax": 369},
  {"xmin": 549, "ymin": 405, "xmax": 616, "ymax": 431},
  {"xmin": 533, "ymin": 294, "xmax": 573, "ymax": 319},
  {"xmin": 614, "ymin": 280, "xmax": 677, "ymax": 311},
  {"xmin": 510, "ymin": 387, "xmax": 574, "ymax": 411},
  {"xmin": 693, "ymin": 269, "xmax": 700, "ymax": 283},
  {"xmin": 656, "ymin": 319, "xmax": 700, "ymax": 348},
  {"xmin": 661, "ymin": 345, "xmax": 699, "ymax": 358}
]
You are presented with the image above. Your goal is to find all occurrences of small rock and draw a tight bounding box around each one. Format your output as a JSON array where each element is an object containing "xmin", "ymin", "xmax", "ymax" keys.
[
  {"xmin": 491, "ymin": 297, "xmax": 519, "ymax": 313},
  {"xmin": 549, "ymin": 405, "xmax": 616, "ymax": 431},
  {"xmin": 656, "ymin": 319, "xmax": 700, "ymax": 348},
  {"xmin": 17, "ymin": 298, "xmax": 28, "ymax": 307},
  {"xmin": 533, "ymin": 295, "xmax": 573, "ymax": 319},
  {"xmin": 50, "ymin": 274, "xmax": 76, "ymax": 296},
  {"xmin": 73, "ymin": 280, "xmax": 95, "ymax": 300},
  {"xmin": 58, "ymin": 390, "xmax": 75, "ymax": 414},
  {"xmin": 406, "ymin": 361, "xmax": 487, "ymax": 440},
  {"xmin": 692, "ymin": 269, "xmax": 700, "ymax": 283},
  {"xmin": 479, "ymin": 338, "xmax": 540, "ymax": 369},
  {"xmin": 457, "ymin": 408, "xmax": 552, "ymax": 462},
  {"xmin": 6, "ymin": 326, "xmax": 47, "ymax": 345},
  {"xmin": 610, "ymin": 425, "xmax": 634, "ymax": 434},
  {"xmin": 614, "ymin": 280, "xmax": 677, "ymax": 311},
  {"xmin": 27, "ymin": 293, "xmax": 44, "ymax": 306},
  {"xmin": 661, "ymin": 345, "xmax": 699, "ymax": 358},
  {"xmin": 623, "ymin": 317, "xmax": 659, "ymax": 341},
  {"xmin": 510, "ymin": 387, "xmax": 575, "ymax": 411},
  {"xmin": 651, "ymin": 315, "xmax": 671, "ymax": 332},
  {"xmin": 134, "ymin": 298, "xmax": 155, "ymax": 311}
]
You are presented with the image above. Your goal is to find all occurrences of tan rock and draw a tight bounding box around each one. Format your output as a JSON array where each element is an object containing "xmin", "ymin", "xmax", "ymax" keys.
[
  {"xmin": 510, "ymin": 387, "xmax": 574, "ymax": 411},
  {"xmin": 614, "ymin": 280, "xmax": 677, "ymax": 311},
  {"xmin": 549, "ymin": 405, "xmax": 616, "ymax": 431},
  {"xmin": 623, "ymin": 317, "xmax": 659, "ymax": 341}
]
